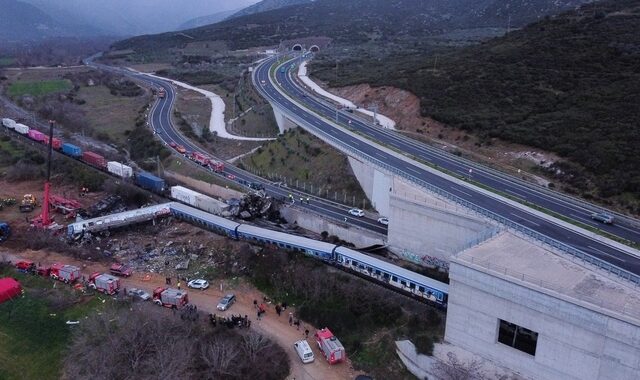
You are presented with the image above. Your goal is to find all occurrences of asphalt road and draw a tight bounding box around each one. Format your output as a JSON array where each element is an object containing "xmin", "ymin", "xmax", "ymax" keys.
[
  {"xmin": 83, "ymin": 57, "xmax": 387, "ymax": 235},
  {"xmin": 253, "ymin": 56, "xmax": 640, "ymax": 277}
]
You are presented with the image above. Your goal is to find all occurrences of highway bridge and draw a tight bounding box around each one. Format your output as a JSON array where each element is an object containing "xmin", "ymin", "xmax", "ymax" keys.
[
  {"xmin": 83, "ymin": 56, "xmax": 387, "ymax": 236},
  {"xmin": 252, "ymin": 54, "xmax": 640, "ymax": 281}
]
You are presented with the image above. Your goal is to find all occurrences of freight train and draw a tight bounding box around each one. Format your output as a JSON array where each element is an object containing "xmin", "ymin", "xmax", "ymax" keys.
[
  {"xmin": 2, "ymin": 117, "xmax": 166, "ymax": 191},
  {"xmin": 3, "ymin": 117, "xmax": 450, "ymax": 308}
]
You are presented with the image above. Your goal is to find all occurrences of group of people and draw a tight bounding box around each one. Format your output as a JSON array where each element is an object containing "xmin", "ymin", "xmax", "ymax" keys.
[
  {"xmin": 180, "ymin": 304, "xmax": 199, "ymax": 321},
  {"xmin": 208, "ymin": 313, "xmax": 251, "ymax": 329}
]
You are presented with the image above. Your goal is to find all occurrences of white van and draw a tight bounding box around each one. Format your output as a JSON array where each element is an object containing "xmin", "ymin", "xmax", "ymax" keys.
[{"xmin": 294, "ymin": 340, "xmax": 314, "ymax": 363}]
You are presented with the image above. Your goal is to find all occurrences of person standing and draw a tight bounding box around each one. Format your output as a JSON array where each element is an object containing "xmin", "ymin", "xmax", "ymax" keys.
[
  {"xmin": 177, "ymin": 281, "xmax": 181, "ymax": 290},
  {"xmin": 289, "ymin": 312, "xmax": 293, "ymax": 326},
  {"xmin": 305, "ymin": 329, "xmax": 309, "ymax": 339}
]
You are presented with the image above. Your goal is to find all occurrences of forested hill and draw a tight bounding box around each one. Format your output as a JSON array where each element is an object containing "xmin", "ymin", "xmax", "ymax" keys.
[
  {"xmin": 113, "ymin": 0, "xmax": 590, "ymax": 52},
  {"xmin": 311, "ymin": 0, "xmax": 640, "ymax": 203}
]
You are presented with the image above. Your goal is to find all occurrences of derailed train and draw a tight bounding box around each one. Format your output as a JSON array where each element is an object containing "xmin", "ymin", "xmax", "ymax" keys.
[
  {"xmin": 170, "ymin": 203, "xmax": 449, "ymax": 308},
  {"xmin": 4, "ymin": 117, "xmax": 449, "ymax": 308}
]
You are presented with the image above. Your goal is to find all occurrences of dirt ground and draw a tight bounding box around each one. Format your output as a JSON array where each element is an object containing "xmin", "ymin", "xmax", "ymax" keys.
[
  {"xmin": 0, "ymin": 247, "xmax": 361, "ymax": 380},
  {"xmin": 0, "ymin": 177, "xmax": 362, "ymax": 379}
]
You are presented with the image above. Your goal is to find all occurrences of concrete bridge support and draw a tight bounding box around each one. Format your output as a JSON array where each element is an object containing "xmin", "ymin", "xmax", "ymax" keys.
[
  {"xmin": 272, "ymin": 105, "xmax": 298, "ymax": 133},
  {"xmin": 348, "ymin": 157, "xmax": 391, "ymax": 217}
]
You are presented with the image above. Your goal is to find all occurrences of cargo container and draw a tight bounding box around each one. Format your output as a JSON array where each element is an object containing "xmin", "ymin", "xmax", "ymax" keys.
[
  {"xmin": 82, "ymin": 151, "xmax": 107, "ymax": 169},
  {"xmin": 88, "ymin": 272, "xmax": 120, "ymax": 295},
  {"xmin": 43, "ymin": 136, "xmax": 62, "ymax": 150},
  {"xmin": 49, "ymin": 263, "xmax": 81, "ymax": 283},
  {"xmin": 314, "ymin": 328, "xmax": 345, "ymax": 364},
  {"xmin": 170, "ymin": 186, "xmax": 229, "ymax": 215},
  {"xmin": 2, "ymin": 118, "xmax": 16, "ymax": 129},
  {"xmin": 107, "ymin": 162, "xmax": 133, "ymax": 178},
  {"xmin": 14, "ymin": 123, "xmax": 29, "ymax": 135},
  {"xmin": 136, "ymin": 172, "xmax": 165, "ymax": 193},
  {"xmin": 27, "ymin": 129, "xmax": 46, "ymax": 142},
  {"xmin": 153, "ymin": 287, "xmax": 188, "ymax": 309},
  {"xmin": 62, "ymin": 143, "xmax": 82, "ymax": 158}
]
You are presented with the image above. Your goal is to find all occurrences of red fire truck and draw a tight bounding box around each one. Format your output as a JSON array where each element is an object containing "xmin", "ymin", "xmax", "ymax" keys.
[
  {"xmin": 49, "ymin": 263, "xmax": 81, "ymax": 283},
  {"xmin": 152, "ymin": 287, "xmax": 189, "ymax": 309},
  {"xmin": 314, "ymin": 328, "xmax": 346, "ymax": 364},
  {"xmin": 88, "ymin": 273, "xmax": 121, "ymax": 295}
]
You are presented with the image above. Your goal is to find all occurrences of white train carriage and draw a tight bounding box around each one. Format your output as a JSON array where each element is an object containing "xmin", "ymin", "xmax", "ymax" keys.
[
  {"xmin": 236, "ymin": 224, "xmax": 336, "ymax": 261},
  {"xmin": 169, "ymin": 202, "xmax": 240, "ymax": 238},
  {"xmin": 334, "ymin": 246, "xmax": 449, "ymax": 306}
]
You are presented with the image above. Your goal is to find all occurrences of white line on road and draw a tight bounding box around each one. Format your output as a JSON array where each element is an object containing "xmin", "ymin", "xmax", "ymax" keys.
[
  {"xmin": 510, "ymin": 213, "xmax": 540, "ymax": 227},
  {"xmin": 405, "ymin": 166, "xmax": 422, "ymax": 176},
  {"xmin": 451, "ymin": 187, "xmax": 473, "ymax": 197},
  {"xmin": 504, "ymin": 188, "xmax": 527, "ymax": 199},
  {"xmin": 588, "ymin": 245, "xmax": 626, "ymax": 262}
]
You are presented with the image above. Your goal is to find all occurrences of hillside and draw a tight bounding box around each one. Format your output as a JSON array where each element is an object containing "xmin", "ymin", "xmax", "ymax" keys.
[
  {"xmin": 178, "ymin": 9, "xmax": 239, "ymax": 30},
  {"xmin": 228, "ymin": 0, "xmax": 312, "ymax": 20},
  {"xmin": 113, "ymin": 0, "xmax": 591, "ymax": 53},
  {"xmin": 311, "ymin": 0, "xmax": 640, "ymax": 203},
  {"xmin": 0, "ymin": 0, "xmax": 92, "ymax": 41}
]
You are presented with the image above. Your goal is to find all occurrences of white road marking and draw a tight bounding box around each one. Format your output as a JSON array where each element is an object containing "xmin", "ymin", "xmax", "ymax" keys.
[
  {"xmin": 405, "ymin": 166, "xmax": 422, "ymax": 176},
  {"xmin": 587, "ymin": 245, "xmax": 626, "ymax": 262},
  {"xmin": 504, "ymin": 188, "xmax": 527, "ymax": 199},
  {"xmin": 450, "ymin": 187, "xmax": 473, "ymax": 197},
  {"xmin": 510, "ymin": 213, "xmax": 540, "ymax": 226}
]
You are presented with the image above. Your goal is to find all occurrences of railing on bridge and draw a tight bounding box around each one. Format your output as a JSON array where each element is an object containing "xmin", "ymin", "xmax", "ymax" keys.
[{"xmin": 255, "ymin": 59, "xmax": 640, "ymax": 286}]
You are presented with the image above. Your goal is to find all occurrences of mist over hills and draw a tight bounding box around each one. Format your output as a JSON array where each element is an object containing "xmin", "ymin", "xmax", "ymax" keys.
[
  {"xmin": 227, "ymin": 0, "xmax": 313, "ymax": 19},
  {"xmin": 114, "ymin": 0, "xmax": 592, "ymax": 52},
  {"xmin": 0, "ymin": 0, "xmax": 259, "ymax": 41}
]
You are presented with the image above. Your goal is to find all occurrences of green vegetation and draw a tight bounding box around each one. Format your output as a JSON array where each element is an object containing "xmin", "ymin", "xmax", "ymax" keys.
[
  {"xmin": 0, "ymin": 57, "xmax": 16, "ymax": 67},
  {"xmin": 311, "ymin": 0, "xmax": 640, "ymax": 211},
  {"xmin": 0, "ymin": 265, "xmax": 104, "ymax": 380},
  {"xmin": 8, "ymin": 79, "xmax": 72, "ymax": 97},
  {"xmin": 247, "ymin": 250, "xmax": 444, "ymax": 379},
  {"xmin": 240, "ymin": 128, "xmax": 368, "ymax": 206}
]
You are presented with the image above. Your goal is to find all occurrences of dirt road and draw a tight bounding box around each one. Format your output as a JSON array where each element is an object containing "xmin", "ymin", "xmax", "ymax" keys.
[{"xmin": 1, "ymin": 248, "xmax": 361, "ymax": 380}]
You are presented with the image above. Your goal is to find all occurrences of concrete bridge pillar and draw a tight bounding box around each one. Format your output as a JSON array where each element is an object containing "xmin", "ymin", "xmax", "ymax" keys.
[
  {"xmin": 348, "ymin": 157, "xmax": 391, "ymax": 216},
  {"xmin": 272, "ymin": 106, "xmax": 297, "ymax": 134}
]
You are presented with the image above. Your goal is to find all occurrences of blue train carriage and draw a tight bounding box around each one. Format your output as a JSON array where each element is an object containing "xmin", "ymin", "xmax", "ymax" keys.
[
  {"xmin": 169, "ymin": 203, "xmax": 241, "ymax": 239},
  {"xmin": 236, "ymin": 224, "xmax": 337, "ymax": 261},
  {"xmin": 334, "ymin": 246, "xmax": 449, "ymax": 307},
  {"xmin": 61, "ymin": 143, "xmax": 83, "ymax": 158},
  {"xmin": 136, "ymin": 172, "xmax": 166, "ymax": 193}
]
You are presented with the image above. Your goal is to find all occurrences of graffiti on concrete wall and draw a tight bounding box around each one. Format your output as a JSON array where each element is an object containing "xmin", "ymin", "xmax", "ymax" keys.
[{"xmin": 401, "ymin": 249, "xmax": 450, "ymax": 271}]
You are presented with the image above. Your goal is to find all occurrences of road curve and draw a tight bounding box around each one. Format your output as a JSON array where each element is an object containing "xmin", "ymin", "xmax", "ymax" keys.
[{"xmin": 254, "ymin": 56, "xmax": 640, "ymax": 279}]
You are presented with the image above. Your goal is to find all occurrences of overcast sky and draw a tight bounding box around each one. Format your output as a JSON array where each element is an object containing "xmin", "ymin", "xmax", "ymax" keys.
[{"xmin": 24, "ymin": 0, "xmax": 259, "ymax": 35}]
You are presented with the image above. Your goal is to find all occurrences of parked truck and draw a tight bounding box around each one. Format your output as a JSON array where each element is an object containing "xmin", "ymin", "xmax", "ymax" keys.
[
  {"xmin": 210, "ymin": 161, "xmax": 224, "ymax": 173},
  {"xmin": 152, "ymin": 287, "xmax": 188, "ymax": 309},
  {"xmin": 107, "ymin": 162, "xmax": 133, "ymax": 178},
  {"xmin": 136, "ymin": 172, "xmax": 165, "ymax": 193},
  {"xmin": 314, "ymin": 328, "xmax": 345, "ymax": 364},
  {"xmin": 62, "ymin": 143, "xmax": 82, "ymax": 158},
  {"xmin": 49, "ymin": 263, "xmax": 81, "ymax": 283},
  {"xmin": 82, "ymin": 151, "xmax": 107, "ymax": 170},
  {"xmin": 88, "ymin": 272, "xmax": 120, "ymax": 295},
  {"xmin": 109, "ymin": 263, "xmax": 132, "ymax": 277},
  {"xmin": 188, "ymin": 152, "xmax": 210, "ymax": 166},
  {"xmin": 158, "ymin": 88, "xmax": 166, "ymax": 98}
]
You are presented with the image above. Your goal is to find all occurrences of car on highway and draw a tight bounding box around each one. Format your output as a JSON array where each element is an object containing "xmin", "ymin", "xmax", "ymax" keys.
[
  {"xmin": 175, "ymin": 145, "xmax": 187, "ymax": 154},
  {"xmin": 168, "ymin": 142, "xmax": 177, "ymax": 148},
  {"xmin": 217, "ymin": 294, "xmax": 236, "ymax": 311},
  {"xmin": 377, "ymin": 217, "xmax": 389, "ymax": 225},
  {"xmin": 348, "ymin": 208, "xmax": 365, "ymax": 217},
  {"xmin": 226, "ymin": 173, "xmax": 236, "ymax": 180},
  {"xmin": 591, "ymin": 212, "xmax": 614, "ymax": 225},
  {"xmin": 187, "ymin": 279, "xmax": 210, "ymax": 290},
  {"xmin": 127, "ymin": 288, "xmax": 151, "ymax": 301},
  {"xmin": 261, "ymin": 80, "xmax": 266, "ymax": 84}
]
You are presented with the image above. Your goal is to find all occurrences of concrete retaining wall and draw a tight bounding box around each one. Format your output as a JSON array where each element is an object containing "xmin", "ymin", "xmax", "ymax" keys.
[{"xmin": 279, "ymin": 206, "xmax": 384, "ymax": 248}]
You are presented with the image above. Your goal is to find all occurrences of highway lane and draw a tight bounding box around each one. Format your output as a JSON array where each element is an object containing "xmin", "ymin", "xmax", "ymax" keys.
[
  {"xmin": 254, "ymin": 56, "xmax": 640, "ymax": 277},
  {"xmin": 83, "ymin": 58, "xmax": 387, "ymax": 235},
  {"xmin": 280, "ymin": 58, "xmax": 640, "ymax": 244}
]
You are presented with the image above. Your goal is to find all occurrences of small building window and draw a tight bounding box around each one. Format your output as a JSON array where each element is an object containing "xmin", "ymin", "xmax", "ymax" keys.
[
  {"xmin": 391, "ymin": 276, "xmax": 397, "ymax": 282},
  {"xmin": 497, "ymin": 319, "xmax": 538, "ymax": 356}
]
